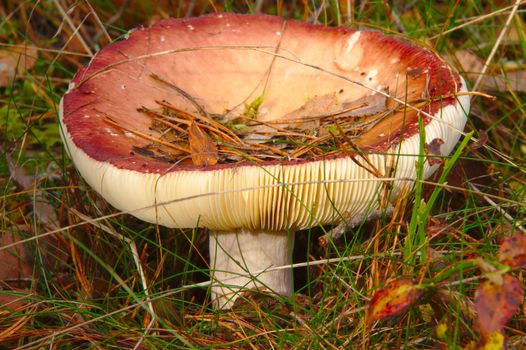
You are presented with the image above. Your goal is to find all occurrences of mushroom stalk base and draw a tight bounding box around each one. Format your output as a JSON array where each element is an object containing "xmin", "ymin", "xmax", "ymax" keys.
[{"xmin": 209, "ymin": 229, "xmax": 294, "ymax": 309}]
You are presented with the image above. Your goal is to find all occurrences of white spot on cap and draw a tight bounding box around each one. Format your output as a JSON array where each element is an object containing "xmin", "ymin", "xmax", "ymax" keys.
[
  {"xmin": 218, "ymin": 14, "xmax": 223, "ymax": 18},
  {"xmin": 390, "ymin": 58, "xmax": 399, "ymax": 64},
  {"xmin": 226, "ymin": 23, "xmax": 230, "ymax": 27},
  {"xmin": 125, "ymin": 132, "xmax": 137, "ymax": 139},
  {"xmin": 276, "ymin": 31, "xmax": 281, "ymax": 36},
  {"xmin": 187, "ymin": 24, "xmax": 194, "ymax": 30},
  {"xmin": 379, "ymin": 133, "xmax": 385, "ymax": 137},
  {"xmin": 366, "ymin": 69, "xmax": 378, "ymax": 81},
  {"xmin": 105, "ymin": 128, "xmax": 119, "ymax": 137},
  {"xmin": 121, "ymin": 84, "xmax": 126, "ymax": 90},
  {"xmin": 83, "ymin": 115, "xmax": 90, "ymax": 119},
  {"xmin": 345, "ymin": 32, "xmax": 361, "ymax": 54},
  {"xmin": 160, "ymin": 35, "xmax": 165, "ymax": 42}
]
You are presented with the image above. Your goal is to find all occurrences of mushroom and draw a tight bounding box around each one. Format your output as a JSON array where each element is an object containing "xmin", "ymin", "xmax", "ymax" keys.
[{"xmin": 59, "ymin": 14, "xmax": 470, "ymax": 309}]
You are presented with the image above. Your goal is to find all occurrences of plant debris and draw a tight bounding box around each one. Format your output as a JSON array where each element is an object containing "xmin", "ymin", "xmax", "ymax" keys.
[{"xmin": 101, "ymin": 84, "xmax": 428, "ymax": 166}]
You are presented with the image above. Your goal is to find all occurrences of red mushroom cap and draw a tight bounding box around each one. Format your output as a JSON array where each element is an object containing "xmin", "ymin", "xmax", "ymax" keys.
[{"xmin": 60, "ymin": 14, "xmax": 469, "ymax": 230}]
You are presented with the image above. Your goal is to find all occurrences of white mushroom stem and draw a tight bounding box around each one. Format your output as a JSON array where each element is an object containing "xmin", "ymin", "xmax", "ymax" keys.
[{"xmin": 209, "ymin": 229, "xmax": 294, "ymax": 309}]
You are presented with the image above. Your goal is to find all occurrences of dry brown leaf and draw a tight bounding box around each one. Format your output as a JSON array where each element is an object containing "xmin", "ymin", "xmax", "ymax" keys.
[
  {"xmin": 425, "ymin": 137, "xmax": 445, "ymax": 166},
  {"xmin": 7, "ymin": 154, "xmax": 58, "ymax": 228},
  {"xmin": 367, "ymin": 279, "xmax": 423, "ymax": 324},
  {"xmin": 498, "ymin": 234, "xmax": 526, "ymax": 269},
  {"xmin": 188, "ymin": 121, "xmax": 219, "ymax": 166},
  {"xmin": 474, "ymin": 274, "xmax": 523, "ymax": 340},
  {"xmin": 0, "ymin": 233, "xmax": 34, "ymax": 286},
  {"xmin": 455, "ymin": 50, "xmax": 526, "ymax": 92},
  {"xmin": 0, "ymin": 45, "xmax": 38, "ymax": 87}
]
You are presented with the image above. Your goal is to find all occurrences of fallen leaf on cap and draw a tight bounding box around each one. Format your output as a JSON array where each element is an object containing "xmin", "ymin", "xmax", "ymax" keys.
[
  {"xmin": 0, "ymin": 45, "xmax": 38, "ymax": 87},
  {"xmin": 281, "ymin": 93, "xmax": 340, "ymax": 130},
  {"xmin": 188, "ymin": 121, "xmax": 219, "ymax": 166},
  {"xmin": 474, "ymin": 274, "xmax": 523, "ymax": 340},
  {"xmin": 367, "ymin": 279, "xmax": 423, "ymax": 324},
  {"xmin": 280, "ymin": 93, "xmax": 388, "ymax": 131},
  {"xmin": 498, "ymin": 234, "xmax": 526, "ymax": 269}
]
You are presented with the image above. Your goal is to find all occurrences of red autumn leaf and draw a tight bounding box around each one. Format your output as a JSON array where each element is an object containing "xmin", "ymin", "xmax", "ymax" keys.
[
  {"xmin": 367, "ymin": 279, "xmax": 423, "ymax": 324},
  {"xmin": 474, "ymin": 274, "xmax": 523, "ymax": 339},
  {"xmin": 498, "ymin": 235, "xmax": 526, "ymax": 269},
  {"xmin": 425, "ymin": 138, "xmax": 444, "ymax": 166},
  {"xmin": 188, "ymin": 121, "xmax": 219, "ymax": 166}
]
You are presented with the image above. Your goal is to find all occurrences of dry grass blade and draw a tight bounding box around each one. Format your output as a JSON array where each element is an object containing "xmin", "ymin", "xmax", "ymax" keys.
[
  {"xmin": 102, "ymin": 115, "xmax": 191, "ymax": 154},
  {"xmin": 156, "ymin": 100, "xmax": 243, "ymax": 144}
]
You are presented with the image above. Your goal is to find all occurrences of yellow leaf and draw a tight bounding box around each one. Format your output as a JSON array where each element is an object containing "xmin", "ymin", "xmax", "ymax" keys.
[{"xmin": 483, "ymin": 331, "xmax": 505, "ymax": 350}]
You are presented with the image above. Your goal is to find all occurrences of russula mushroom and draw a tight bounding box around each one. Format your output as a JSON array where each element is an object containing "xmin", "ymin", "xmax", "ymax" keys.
[{"xmin": 59, "ymin": 14, "xmax": 470, "ymax": 309}]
